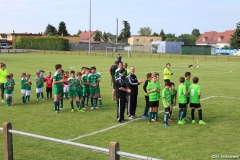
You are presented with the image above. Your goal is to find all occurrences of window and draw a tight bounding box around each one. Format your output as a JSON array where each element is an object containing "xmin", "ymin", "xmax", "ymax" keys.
[
  {"xmin": 203, "ymin": 38, "xmax": 206, "ymax": 42},
  {"xmin": 135, "ymin": 39, "xmax": 139, "ymax": 42},
  {"xmin": 150, "ymin": 39, "xmax": 153, "ymax": 42},
  {"xmin": 218, "ymin": 37, "xmax": 221, "ymax": 42}
]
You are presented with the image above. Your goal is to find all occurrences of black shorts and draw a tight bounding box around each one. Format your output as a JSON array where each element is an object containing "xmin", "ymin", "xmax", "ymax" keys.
[
  {"xmin": 190, "ymin": 103, "xmax": 201, "ymax": 108},
  {"xmin": 165, "ymin": 107, "xmax": 170, "ymax": 112},
  {"xmin": 46, "ymin": 87, "xmax": 52, "ymax": 92},
  {"xmin": 179, "ymin": 103, "xmax": 186, "ymax": 109},
  {"xmin": 149, "ymin": 100, "xmax": 159, "ymax": 107},
  {"xmin": 186, "ymin": 97, "xmax": 190, "ymax": 104}
]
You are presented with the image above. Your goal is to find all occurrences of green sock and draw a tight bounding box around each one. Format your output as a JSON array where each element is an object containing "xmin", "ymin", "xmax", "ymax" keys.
[
  {"xmin": 149, "ymin": 112, "xmax": 152, "ymax": 122},
  {"xmin": 81, "ymin": 100, "xmax": 85, "ymax": 108},
  {"xmin": 164, "ymin": 113, "xmax": 169, "ymax": 124},
  {"xmin": 70, "ymin": 101, "xmax": 74, "ymax": 109},
  {"xmin": 184, "ymin": 109, "xmax": 187, "ymax": 118},
  {"xmin": 37, "ymin": 93, "xmax": 39, "ymax": 99},
  {"xmin": 77, "ymin": 102, "xmax": 81, "ymax": 110},
  {"xmin": 60, "ymin": 99, "xmax": 63, "ymax": 108},
  {"xmin": 22, "ymin": 96, "xmax": 25, "ymax": 103},
  {"xmin": 179, "ymin": 109, "xmax": 182, "ymax": 120},
  {"xmin": 6, "ymin": 99, "xmax": 9, "ymax": 105},
  {"xmin": 155, "ymin": 112, "xmax": 158, "ymax": 121},
  {"xmin": 57, "ymin": 101, "xmax": 60, "ymax": 111},
  {"xmin": 28, "ymin": 95, "xmax": 30, "ymax": 101},
  {"xmin": 53, "ymin": 101, "xmax": 57, "ymax": 111},
  {"xmin": 95, "ymin": 98, "xmax": 98, "ymax": 107},
  {"xmin": 66, "ymin": 93, "xmax": 68, "ymax": 99},
  {"xmin": 98, "ymin": 98, "xmax": 103, "ymax": 105},
  {"xmin": 91, "ymin": 97, "xmax": 94, "ymax": 107},
  {"xmin": 86, "ymin": 96, "xmax": 89, "ymax": 106}
]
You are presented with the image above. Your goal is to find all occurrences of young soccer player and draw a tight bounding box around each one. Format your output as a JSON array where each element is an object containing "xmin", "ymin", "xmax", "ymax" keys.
[
  {"xmin": 95, "ymin": 70, "xmax": 104, "ymax": 107},
  {"xmin": 82, "ymin": 68, "xmax": 90, "ymax": 108},
  {"xmin": 4, "ymin": 75, "xmax": 13, "ymax": 106},
  {"xmin": 196, "ymin": 59, "xmax": 200, "ymax": 68},
  {"xmin": 76, "ymin": 72, "xmax": 85, "ymax": 112},
  {"xmin": 39, "ymin": 70, "xmax": 45, "ymax": 100},
  {"xmin": 25, "ymin": 74, "xmax": 32, "ymax": 102},
  {"xmin": 44, "ymin": 72, "xmax": 53, "ymax": 100},
  {"xmin": 88, "ymin": 66, "xmax": 99, "ymax": 110},
  {"xmin": 169, "ymin": 82, "xmax": 177, "ymax": 121},
  {"xmin": 68, "ymin": 70, "xmax": 81, "ymax": 112},
  {"xmin": 184, "ymin": 72, "xmax": 191, "ymax": 121},
  {"xmin": 63, "ymin": 71, "xmax": 69, "ymax": 99},
  {"xmin": 162, "ymin": 82, "xmax": 172, "ymax": 127},
  {"xmin": 189, "ymin": 77, "xmax": 206, "ymax": 124},
  {"xmin": 147, "ymin": 73, "xmax": 161, "ymax": 124},
  {"xmin": 9, "ymin": 73, "xmax": 15, "ymax": 104},
  {"xmin": 59, "ymin": 69, "xmax": 65, "ymax": 110},
  {"xmin": 163, "ymin": 63, "xmax": 173, "ymax": 83},
  {"xmin": 20, "ymin": 73, "xmax": 27, "ymax": 104},
  {"xmin": 35, "ymin": 72, "xmax": 42, "ymax": 100},
  {"xmin": 178, "ymin": 77, "xmax": 188, "ymax": 124},
  {"xmin": 53, "ymin": 64, "xmax": 65, "ymax": 113},
  {"xmin": 142, "ymin": 73, "xmax": 152, "ymax": 118}
]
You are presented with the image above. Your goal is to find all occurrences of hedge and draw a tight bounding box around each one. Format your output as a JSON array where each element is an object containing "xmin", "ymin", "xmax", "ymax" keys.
[{"xmin": 14, "ymin": 37, "xmax": 69, "ymax": 51}]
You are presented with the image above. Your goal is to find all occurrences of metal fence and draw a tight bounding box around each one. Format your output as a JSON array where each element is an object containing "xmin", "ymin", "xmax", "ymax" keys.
[
  {"xmin": 69, "ymin": 43, "xmax": 125, "ymax": 51},
  {"xmin": 0, "ymin": 122, "xmax": 162, "ymax": 160}
]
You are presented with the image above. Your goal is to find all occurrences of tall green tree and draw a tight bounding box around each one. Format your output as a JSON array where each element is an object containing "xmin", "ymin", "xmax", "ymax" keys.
[
  {"xmin": 93, "ymin": 31, "xmax": 102, "ymax": 41},
  {"xmin": 138, "ymin": 27, "xmax": 152, "ymax": 36},
  {"xmin": 58, "ymin": 21, "xmax": 69, "ymax": 36},
  {"xmin": 230, "ymin": 22, "xmax": 240, "ymax": 49},
  {"xmin": 192, "ymin": 28, "xmax": 200, "ymax": 37},
  {"xmin": 103, "ymin": 31, "xmax": 108, "ymax": 42},
  {"xmin": 159, "ymin": 29, "xmax": 166, "ymax": 41},
  {"xmin": 152, "ymin": 32, "xmax": 159, "ymax": 36},
  {"xmin": 44, "ymin": 24, "xmax": 57, "ymax": 35},
  {"xmin": 165, "ymin": 33, "xmax": 176, "ymax": 41},
  {"xmin": 118, "ymin": 21, "xmax": 131, "ymax": 43},
  {"xmin": 106, "ymin": 32, "xmax": 116, "ymax": 42},
  {"xmin": 177, "ymin": 34, "xmax": 197, "ymax": 45}
]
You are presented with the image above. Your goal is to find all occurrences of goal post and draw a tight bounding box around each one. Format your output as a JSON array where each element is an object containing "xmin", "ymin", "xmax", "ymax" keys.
[{"xmin": 105, "ymin": 47, "xmax": 124, "ymax": 58}]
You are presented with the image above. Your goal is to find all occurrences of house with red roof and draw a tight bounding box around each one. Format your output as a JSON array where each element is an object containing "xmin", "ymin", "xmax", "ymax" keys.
[
  {"xmin": 79, "ymin": 30, "xmax": 106, "ymax": 44},
  {"xmin": 195, "ymin": 30, "xmax": 235, "ymax": 48}
]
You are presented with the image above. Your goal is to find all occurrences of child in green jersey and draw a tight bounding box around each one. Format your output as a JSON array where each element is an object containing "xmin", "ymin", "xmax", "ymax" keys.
[
  {"xmin": 35, "ymin": 72, "xmax": 42, "ymax": 100},
  {"xmin": 82, "ymin": 68, "xmax": 90, "ymax": 108},
  {"xmin": 9, "ymin": 73, "xmax": 15, "ymax": 104},
  {"xmin": 88, "ymin": 66, "xmax": 99, "ymax": 110},
  {"xmin": 178, "ymin": 77, "xmax": 188, "ymax": 125},
  {"xmin": 25, "ymin": 74, "xmax": 32, "ymax": 102},
  {"xmin": 142, "ymin": 73, "xmax": 152, "ymax": 118},
  {"xmin": 162, "ymin": 82, "xmax": 172, "ymax": 127},
  {"xmin": 77, "ymin": 72, "xmax": 86, "ymax": 112},
  {"xmin": 20, "ymin": 73, "xmax": 27, "ymax": 104},
  {"xmin": 189, "ymin": 77, "xmax": 206, "ymax": 124},
  {"xmin": 4, "ymin": 75, "xmax": 13, "ymax": 106},
  {"xmin": 68, "ymin": 70, "xmax": 81, "ymax": 112},
  {"xmin": 147, "ymin": 73, "xmax": 161, "ymax": 124},
  {"xmin": 184, "ymin": 72, "xmax": 191, "ymax": 121},
  {"xmin": 169, "ymin": 82, "xmax": 177, "ymax": 121},
  {"xmin": 39, "ymin": 70, "xmax": 45, "ymax": 100}
]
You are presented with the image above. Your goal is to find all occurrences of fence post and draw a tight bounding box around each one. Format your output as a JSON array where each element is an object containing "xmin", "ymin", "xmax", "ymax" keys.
[
  {"xmin": 109, "ymin": 142, "xmax": 120, "ymax": 160},
  {"xmin": 3, "ymin": 122, "xmax": 13, "ymax": 160},
  {"xmin": 205, "ymin": 55, "xmax": 206, "ymax": 61}
]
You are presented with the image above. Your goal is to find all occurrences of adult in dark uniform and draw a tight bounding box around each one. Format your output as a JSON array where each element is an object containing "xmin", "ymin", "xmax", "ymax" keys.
[
  {"xmin": 110, "ymin": 60, "xmax": 119, "ymax": 101},
  {"xmin": 126, "ymin": 66, "xmax": 144, "ymax": 119},
  {"xmin": 115, "ymin": 68, "xmax": 131, "ymax": 123}
]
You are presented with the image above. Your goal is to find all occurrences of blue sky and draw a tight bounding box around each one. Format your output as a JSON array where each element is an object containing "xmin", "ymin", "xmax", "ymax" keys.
[{"xmin": 1, "ymin": 0, "xmax": 239, "ymax": 36}]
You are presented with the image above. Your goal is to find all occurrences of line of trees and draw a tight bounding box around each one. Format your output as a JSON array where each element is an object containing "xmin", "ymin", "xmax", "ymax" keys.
[{"xmin": 44, "ymin": 21, "xmax": 70, "ymax": 36}]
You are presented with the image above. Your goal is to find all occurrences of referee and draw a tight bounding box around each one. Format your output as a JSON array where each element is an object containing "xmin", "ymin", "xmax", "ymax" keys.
[
  {"xmin": 115, "ymin": 68, "xmax": 131, "ymax": 123},
  {"xmin": 126, "ymin": 66, "xmax": 144, "ymax": 119},
  {"xmin": 163, "ymin": 63, "xmax": 173, "ymax": 83}
]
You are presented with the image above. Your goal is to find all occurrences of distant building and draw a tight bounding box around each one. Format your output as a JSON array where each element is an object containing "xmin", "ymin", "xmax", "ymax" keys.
[
  {"xmin": 128, "ymin": 35, "xmax": 162, "ymax": 46},
  {"xmin": 79, "ymin": 30, "xmax": 106, "ymax": 44},
  {"xmin": 195, "ymin": 30, "xmax": 235, "ymax": 48},
  {"xmin": 151, "ymin": 41, "xmax": 184, "ymax": 53}
]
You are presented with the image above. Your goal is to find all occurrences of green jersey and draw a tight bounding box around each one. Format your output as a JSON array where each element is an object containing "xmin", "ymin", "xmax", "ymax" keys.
[
  {"xmin": 171, "ymin": 88, "xmax": 177, "ymax": 103},
  {"xmin": 53, "ymin": 71, "xmax": 62, "ymax": 89},
  {"xmin": 21, "ymin": 78, "xmax": 27, "ymax": 89},
  {"xmin": 95, "ymin": 72, "xmax": 101, "ymax": 87},
  {"xmin": 9, "ymin": 79, "xmax": 15, "ymax": 91},
  {"xmin": 40, "ymin": 75, "xmax": 44, "ymax": 87},
  {"xmin": 178, "ymin": 84, "xmax": 187, "ymax": 104},
  {"xmin": 81, "ymin": 74, "xmax": 89, "ymax": 88},
  {"xmin": 162, "ymin": 88, "xmax": 172, "ymax": 108},
  {"xmin": 189, "ymin": 84, "xmax": 201, "ymax": 103},
  {"xmin": 68, "ymin": 77, "xmax": 78, "ymax": 92},
  {"xmin": 147, "ymin": 81, "xmax": 161, "ymax": 101},
  {"xmin": 76, "ymin": 79, "xmax": 82, "ymax": 92},
  {"xmin": 114, "ymin": 68, "xmax": 127, "ymax": 79},
  {"xmin": 34, "ymin": 77, "xmax": 42, "ymax": 88},
  {"xmin": 87, "ymin": 73, "xmax": 97, "ymax": 85},
  {"xmin": 4, "ymin": 81, "xmax": 12, "ymax": 94},
  {"xmin": 184, "ymin": 79, "xmax": 191, "ymax": 97},
  {"xmin": 26, "ymin": 81, "xmax": 32, "ymax": 90}
]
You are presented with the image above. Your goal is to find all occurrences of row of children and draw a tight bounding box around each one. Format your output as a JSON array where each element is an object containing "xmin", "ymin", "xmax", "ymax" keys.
[{"xmin": 141, "ymin": 72, "xmax": 206, "ymax": 127}]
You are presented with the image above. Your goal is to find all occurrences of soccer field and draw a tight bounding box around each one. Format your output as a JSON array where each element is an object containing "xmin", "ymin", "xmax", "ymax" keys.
[{"xmin": 0, "ymin": 52, "xmax": 240, "ymax": 160}]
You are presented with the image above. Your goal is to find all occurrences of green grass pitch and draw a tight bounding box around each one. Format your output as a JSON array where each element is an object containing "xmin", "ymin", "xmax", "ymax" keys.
[{"xmin": 0, "ymin": 52, "xmax": 240, "ymax": 160}]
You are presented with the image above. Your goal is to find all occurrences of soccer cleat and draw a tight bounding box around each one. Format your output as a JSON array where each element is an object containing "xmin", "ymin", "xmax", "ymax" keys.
[
  {"xmin": 199, "ymin": 120, "xmax": 206, "ymax": 124},
  {"xmin": 168, "ymin": 118, "xmax": 173, "ymax": 122},
  {"xmin": 78, "ymin": 109, "xmax": 85, "ymax": 113},
  {"xmin": 54, "ymin": 111, "xmax": 59, "ymax": 114},
  {"xmin": 192, "ymin": 120, "xmax": 197, "ymax": 124},
  {"xmin": 71, "ymin": 109, "xmax": 74, "ymax": 112},
  {"xmin": 151, "ymin": 119, "xmax": 156, "ymax": 122},
  {"xmin": 2, "ymin": 99, "xmax": 5, "ymax": 102},
  {"xmin": 91, "ymin": 107, "xmax": 95, "ymax": 110},
  {"xmin": 128, "ymin": 116, "xmax": 133, "ymax": 119},
  {"xmin": 81, "ymin": 108, "xmax": 86, "ymax": 111},
  {"xmin": 142, "ymin": 115, "xmax": 147, "ymax": 118},
  {"xmin": 164, "ymin": 123, "xmax": 169, "ymax": 127},
  {"xmin": 148, "ymin": 121, "xmax": 151, "ymax": 124},
  {"xmin": 95, "ymin": 107, "xmax": 100, "ymax": 109},
  {"xmin": 178, "ymin": 120, "xmax": 185, "ymax": 124},
  {"xmin": 156, "ymin": 121, "xmax": 160, "ymax": 124},
  {"xmin": 182, "ymin": 119, "xmax": 186, "ymax": 124},
  {"xmin": 101, "ymin": 104, "xmax": 105, "ymax": 107}
]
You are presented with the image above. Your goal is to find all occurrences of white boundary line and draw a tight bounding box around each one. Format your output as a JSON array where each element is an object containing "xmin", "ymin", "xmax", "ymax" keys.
[{"xmin": 67, "ymin": 95, "xmax": 240, "ymax": 141}]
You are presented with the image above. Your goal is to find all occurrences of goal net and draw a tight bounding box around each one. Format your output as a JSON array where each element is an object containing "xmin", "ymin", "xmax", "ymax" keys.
[{"xmin": 105, "ymin": 46, "xmax": 132, "ymax": 58}]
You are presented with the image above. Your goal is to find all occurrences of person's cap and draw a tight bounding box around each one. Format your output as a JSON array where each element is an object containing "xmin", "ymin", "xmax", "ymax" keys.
[
  {"xmin": 36, "ymin": 72, "xmax": 40, "ymax": 75},
  {"xmin": 39, "ymin": 70, "xmax": 45, "ymax": 73}
]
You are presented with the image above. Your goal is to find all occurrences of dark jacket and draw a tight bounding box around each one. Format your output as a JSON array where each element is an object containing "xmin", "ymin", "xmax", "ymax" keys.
[
  {"xmin": 115, "ymin": 74, "xmax": 127, "ymax": 98},
  {"xmin": 126, "ymin": 73, "xmax": 139, "ymax": 95}
]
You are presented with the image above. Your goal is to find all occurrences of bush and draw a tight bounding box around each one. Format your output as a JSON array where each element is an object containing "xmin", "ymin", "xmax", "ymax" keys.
[{"xmin": 14, "ymin": 37, "xmax": 69, "ymax": 51}]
